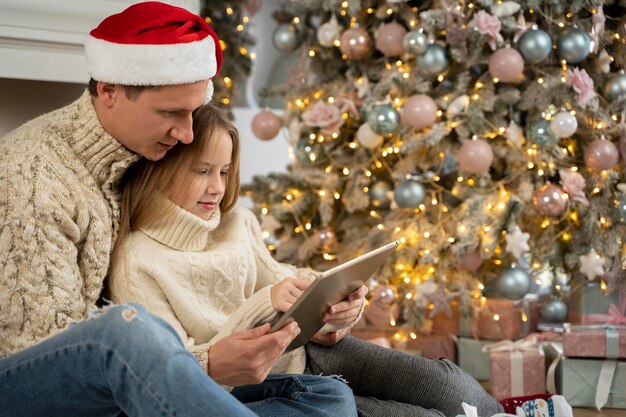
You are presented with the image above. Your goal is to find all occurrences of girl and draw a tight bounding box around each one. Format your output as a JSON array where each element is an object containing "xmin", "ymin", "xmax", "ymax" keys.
[{"xmin": 109, "ymin": 104, "xmax": 504, "ymax": 417}]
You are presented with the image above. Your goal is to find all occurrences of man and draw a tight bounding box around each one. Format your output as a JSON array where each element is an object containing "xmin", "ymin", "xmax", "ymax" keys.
[{"xmin": 0, "ymin": 3, "xmax": 357, "ymax": 416}]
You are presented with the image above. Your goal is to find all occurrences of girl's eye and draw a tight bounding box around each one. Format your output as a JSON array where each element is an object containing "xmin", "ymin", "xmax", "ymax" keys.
[
  {"xmin": 220, "ymin": 171, "xmax": 229, "ymax": 177},
  {"xmin": 195, "ymin": 169, "xmax": 208, "ymax": 175}
]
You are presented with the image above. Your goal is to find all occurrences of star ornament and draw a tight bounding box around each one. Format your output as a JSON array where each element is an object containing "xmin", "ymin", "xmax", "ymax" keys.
[
  {"xmin": 505, "ymin": 227, "xmax": 530, "ymax": 259},
  {"xmin": 579, "ymin": 249, "xmax": 606, "ymax": 281},
  {"xmin": 426, "ymin": 284, "xmax": 458, "ymax": 318}
]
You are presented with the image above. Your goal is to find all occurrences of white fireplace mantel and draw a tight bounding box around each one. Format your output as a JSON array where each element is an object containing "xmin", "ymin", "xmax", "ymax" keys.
[{"xmin": 0, "ymin": 0, "xmax": 201, "ymax": 84}]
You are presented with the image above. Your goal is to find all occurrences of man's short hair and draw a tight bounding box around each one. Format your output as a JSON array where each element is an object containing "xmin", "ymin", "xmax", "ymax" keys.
[{"xmin": 87, "ymin": 78, "xmax": 155, "ymax": 101}]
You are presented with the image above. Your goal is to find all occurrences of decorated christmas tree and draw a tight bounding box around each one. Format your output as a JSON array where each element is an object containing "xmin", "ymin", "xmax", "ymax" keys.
[
  {"xmin": 243, "ymin": 0, "xmax": 626, "ymax": 335},
  {"xmin": 200, "ymin": 0, "xmax": 257, "ymax": 110}
]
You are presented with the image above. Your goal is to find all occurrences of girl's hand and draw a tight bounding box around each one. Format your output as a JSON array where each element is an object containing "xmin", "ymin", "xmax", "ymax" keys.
[
  {"xmin": 270, "ymin": 277, "xmax": 311, "ymax": 312},
  {"xmin": 322, "ymin": 284, "xmax": 368, "ymax": 324}
]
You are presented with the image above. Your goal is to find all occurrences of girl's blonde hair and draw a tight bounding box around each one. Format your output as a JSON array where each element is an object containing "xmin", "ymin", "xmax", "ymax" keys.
[{"xmin": 112, "ymin": 103, "xmax": 240, "ymax": 267}]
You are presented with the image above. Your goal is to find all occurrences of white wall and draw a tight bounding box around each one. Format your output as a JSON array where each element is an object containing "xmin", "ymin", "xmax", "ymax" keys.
[{"xmin": 0, "ymin": 0, "xmax": 292, "ymax": 186}]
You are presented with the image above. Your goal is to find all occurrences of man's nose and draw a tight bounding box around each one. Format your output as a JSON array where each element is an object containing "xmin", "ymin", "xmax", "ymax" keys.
[{"xmin": 172, "ymin": 114, "xmax": 194, "ymax": 144}]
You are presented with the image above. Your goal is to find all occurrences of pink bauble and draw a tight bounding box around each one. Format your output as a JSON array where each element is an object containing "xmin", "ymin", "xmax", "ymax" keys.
[
  {"xmin": 375, "ymin": 21, "xmax": 407, "ymax": 57},
  {"xmin": 372, "ymin": 284, "xmax": 398, "ymax": 306},
  {"xmin": 340, "ymin": 27, "xmax": 373, "ymax": 60},
  {"xmin": 457, "ymin": 249, "xmax": 483, "ymax": 272},
  {"xmin": 584, "ymin": 139, "xmax": 620, "ymax": 171},
  {"xmin": 251, "ymin": 110, "xmax": 281, "ymax": 140},
  {"xmin": 488, "ymin": 48, "xmax": 525, "ymax": 83},
  {"xmin": 532, "ymin": 184, "xmax": 569, "ymax": 218},
  {"xmin": 457, "ymin": 139, "xmax": 494, "ymax": 174},
  {"xmin": 403, "ymin": 94, "xmax": 438, "ymax": 130}
]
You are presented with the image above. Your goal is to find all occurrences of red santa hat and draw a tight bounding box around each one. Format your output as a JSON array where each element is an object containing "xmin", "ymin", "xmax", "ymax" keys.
[{"xmin": 85, "ymin": 1, "xmax": 222, "ymax": 98}]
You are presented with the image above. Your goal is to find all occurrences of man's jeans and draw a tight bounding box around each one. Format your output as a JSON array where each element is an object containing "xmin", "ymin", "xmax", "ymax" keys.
[{"xmin": 0, "ymin": 304, "xmax": 356, "ymax": 417}]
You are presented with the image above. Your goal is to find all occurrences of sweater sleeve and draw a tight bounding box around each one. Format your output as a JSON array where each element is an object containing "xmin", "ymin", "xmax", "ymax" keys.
[
  {"xmin": 0, "ymin": 153, "xmax": 103, "ymax": 356},
  {"xmin": 238, "ymin": 207, "xmax": 364, "ymax": 333}
]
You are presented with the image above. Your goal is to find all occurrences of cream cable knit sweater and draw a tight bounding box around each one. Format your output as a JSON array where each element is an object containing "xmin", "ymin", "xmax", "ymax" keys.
[
  {"xmin": 108, "ymin": 199, "xmax": 345, "ymax": 380},
  {"xmin": 0, "ymin": 91, "xmax": 139, "ymax": 357}
]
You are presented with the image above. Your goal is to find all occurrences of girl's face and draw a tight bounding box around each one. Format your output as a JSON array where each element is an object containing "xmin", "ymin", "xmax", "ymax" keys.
[{"xmin": 168, "ymin": 129, "xmax": 233, "ymax": 220}]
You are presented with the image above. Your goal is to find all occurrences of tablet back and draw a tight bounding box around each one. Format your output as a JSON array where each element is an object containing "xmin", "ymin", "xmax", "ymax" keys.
[{"xmin": 270, "ymin": 241, "xmax": 399, "ymax": 351}]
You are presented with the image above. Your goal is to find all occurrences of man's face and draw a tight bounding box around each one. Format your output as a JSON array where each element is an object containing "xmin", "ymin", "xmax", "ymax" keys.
[{"xmin": 106, "ymin": 80, "xmax": 209, "ymax": 161}]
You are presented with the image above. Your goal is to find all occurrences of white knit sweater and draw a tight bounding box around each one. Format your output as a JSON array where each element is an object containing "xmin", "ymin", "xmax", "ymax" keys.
[
  {"xmin": 0, "ymin": 91, "xmax": 139, "ymax": 357},
  {"xmin": 109, "ymin": 199, "xmax": 327, "ymax": 379}
]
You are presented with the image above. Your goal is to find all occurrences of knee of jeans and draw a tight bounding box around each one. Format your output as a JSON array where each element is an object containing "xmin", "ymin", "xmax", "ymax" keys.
[
  {"xmin": 94, "ymin": 304, "xmax": 183, "ymax": 349},
  {"xmin": 322, "ymin": 376, "xmax": 354, "ymax": 398}
]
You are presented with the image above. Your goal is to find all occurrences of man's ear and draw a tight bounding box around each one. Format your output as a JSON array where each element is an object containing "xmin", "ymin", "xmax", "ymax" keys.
[{"xmin": 96, "ymin": 82, "xmax": 120, "ymax": 108}]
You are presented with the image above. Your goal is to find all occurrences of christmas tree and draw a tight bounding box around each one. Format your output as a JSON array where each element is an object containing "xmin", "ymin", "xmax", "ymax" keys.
[
  {"xmin": 243, "ymin": 0, "xmax": 626, "ymax": 334},
  {"xmin": 200, "ymin": 0, "xmax": 257, "ymax": 111}
]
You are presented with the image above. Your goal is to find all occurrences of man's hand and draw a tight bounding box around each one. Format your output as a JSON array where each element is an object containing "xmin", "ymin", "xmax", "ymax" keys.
[
  {"xmin": 208, "ymin": 322, "xmax": 300, "ymax": 386},
  {"xmin": 270, "ymin": 277, "xmax": 311, "ymax": 312},
  {"xmin": 322, "ymin": 284, "xmax": 368, "ymax": 325}
]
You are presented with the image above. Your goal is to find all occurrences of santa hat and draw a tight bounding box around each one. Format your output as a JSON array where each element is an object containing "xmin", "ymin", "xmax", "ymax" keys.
[{"xmin": 85, "ymin": 1, "xmax": 222, "ymax": 98}]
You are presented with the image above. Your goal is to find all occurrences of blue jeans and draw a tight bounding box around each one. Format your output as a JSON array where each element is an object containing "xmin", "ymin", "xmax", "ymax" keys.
[{"xmin": 0, "ymin": 304, "xmax": 356, "ymax": 417}]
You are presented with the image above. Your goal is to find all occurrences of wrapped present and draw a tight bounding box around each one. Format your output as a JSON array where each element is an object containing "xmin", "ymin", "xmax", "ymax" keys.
[
  {"xmin": 461, "ymin": 395, "xmax": 573, "ymax": 417},
  {"xmin": 393, "ymin": 334, "xmax": 457, "ymax": 362},
  {"xmin": 476, "ymin": 295, "xmax": 540, "ymax": 341},
  {"xmin": 458, "ymin": 337, "xmax": 492, "ymax": 381},
  {"xmin": 428, "ymin": 299, "xmax": 477, "ymax": 337},
  {"xmin": 568, "ymin": 281, "xmax": 621, "ymax": 324},
  {"xmin": 362, "ymin": 299, "xmax": 400, "ymax": 329},
  {"xmin": 563, "ymin": 323, "xmax": 626, "ymax": 359},
  {"xmin": 558, "ymin": 357, "xmax": 626, "ymax": 409},
  {"xmin": 483, "ymin": 337, "xmax": 546, "ymax": 400}
]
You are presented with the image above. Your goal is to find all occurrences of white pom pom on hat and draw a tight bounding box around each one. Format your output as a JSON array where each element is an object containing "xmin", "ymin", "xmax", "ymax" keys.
[{"xmin": 85, "ymin": 1, "xmax": 222, "ymax": 100}]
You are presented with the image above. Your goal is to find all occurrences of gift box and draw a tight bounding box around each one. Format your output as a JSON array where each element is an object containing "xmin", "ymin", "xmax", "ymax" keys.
[
  {"xmin": 568, "ymin": 281, "xmax": 621, "ymax": 324},
  {"xmin": 563, "ymin": 323, "xmax": 626, "ymax": 359},
  {"xmin": 483, "ymin": 337, "xmax": 546, "ymax": 400},
  {"xmin": 362, "ymin": 300, "xmax": 400, "ymax": 329},
  {"xmin": 393, "ymin": 334, "xmax": 457, "ymax": 362},
  {"xmin": 458, "ymin": 337, "xmax": 492, "ymax": 381},
  {"xmin": 476, "ymin": 295, "xmax": 540, "ymax": 341},
  {"xmin": 428, "ymin": 299, "xmax": 476, "ymax": 337},
  {"xmin": 558, "ymin": 357, "xmax": 626, "ymax": 409}
]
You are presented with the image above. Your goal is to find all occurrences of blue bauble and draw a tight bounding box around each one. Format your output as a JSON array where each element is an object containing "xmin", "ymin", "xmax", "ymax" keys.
[
  {"xmin": 367, "ymin": 105, "xmax": 400, "ymax": 136},
  {"xmin": 526, "ymin": 119, "xmax": 558, "ymax": 147},
  {"xmin": 394, "ymin": 180, "xmax": 426, "ymax": 208},
  {"xmin": 518, "ymin": 29, "xmax": 552, "ymax": 63},
  {"xmin": 403, "ymin": 30, "xmax": 428, "ymax": 54},
  {"xmin": 556, "ymin": 28, "xmax": 590, "ymax": 64},
  {"xmin": 417, "ymin": 44, "xmax": 448, "ymax": 76},
  {"xmin": 541, "ymin": 299, "xmax": 568, "ymax": 323},
  {"xmin": 614, "ymin": 195, "xmax": 626, "ymax": 224},
  {"xmin": 603, "ymin": 74, "xmax": 626, "ymax": 103},
  {"xmin": 498, "ymin": 267, "xmax": 532, "ymax": 300},
  {"xmin": 295, "ymin": 138, "xmax": 327, "ymax": 166}
]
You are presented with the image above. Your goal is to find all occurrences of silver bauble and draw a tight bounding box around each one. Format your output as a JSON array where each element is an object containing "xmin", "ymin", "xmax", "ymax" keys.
[
  {"xmin": 603, "ymin": 74, "xmax": 626, "ymax": 103},
  {"xmin": 517, "ymin": 29, "xmax": 552, "ymax": 63},
  {"xmin": 417, "ymin": 44, "xmax": 449, "ymax": 76},
  {"xmin": 367, "ymin": 105, "xmax": 400, "ymax": 136},
  {"xmin": 369, "ymin": 181, "xmax": 392, "ymax": 209},
  {"xmin": 526, "ymin": 119, "xmax": 558, "ymax": 147},
  {"xmin": 556, "ymin": 28, "xmax": 590, "ymax": 64},
  {"xmin": 394, "ymin": 180, "xmax": 426, "ymax": 208},
  {"xmin": 295, "ymin": 138, "xmax": 326, "ymax": 166},
  {"xmin": 273, "ymin": 24, "xmax": 300, "ymax": 52},
  {"xmin": 541, "ymin": 299, "xmax": 568, "ymax": 323},
  {"xmin": 403, "ymin": 30, "xmax": 428, "ymax": 54},
  {"xmin": 498, "ymin": 267, "xmax": 532, "ymax": 300}
]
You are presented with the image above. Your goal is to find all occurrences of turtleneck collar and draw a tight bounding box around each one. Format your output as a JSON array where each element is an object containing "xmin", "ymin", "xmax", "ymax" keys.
[
  {"xmin": 65, "ymin": 90, "xmax": 139, "ymax": 189},
  {"xmin": 140, "ymin": 196, "xmax": 221, "ymax": 252}
]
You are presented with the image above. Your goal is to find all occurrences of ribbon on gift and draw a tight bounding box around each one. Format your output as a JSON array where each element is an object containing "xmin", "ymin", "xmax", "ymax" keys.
[
  {"xmin": 595, "ymin": 360, "xmax": 626, "ymax": 410},
  {"xmin": 483, "ymin": 336, "xmax": 541, "ymax": 397},
  {"xmin": 563, "ymin": 323, "xmax": 626, "ymax": 359},
  {"xmin": 546, "ymin": 343, "xmax": 563, "ymax": 395}
]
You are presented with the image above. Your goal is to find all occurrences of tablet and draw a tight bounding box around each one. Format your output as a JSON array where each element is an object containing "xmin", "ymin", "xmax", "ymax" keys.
[{"xmin": 269, "ymin": 241, "xmax": 400, "ymax": 351}]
